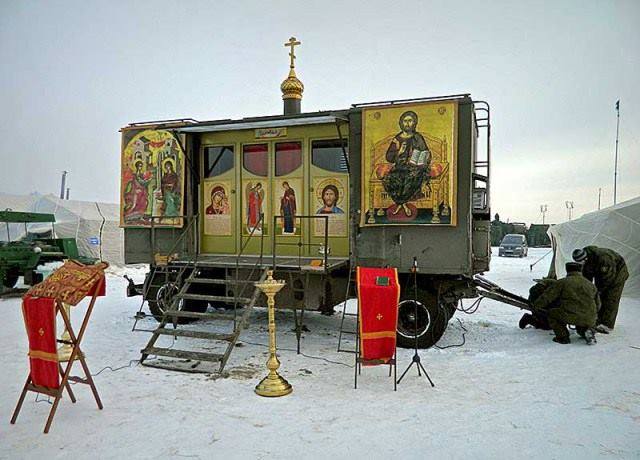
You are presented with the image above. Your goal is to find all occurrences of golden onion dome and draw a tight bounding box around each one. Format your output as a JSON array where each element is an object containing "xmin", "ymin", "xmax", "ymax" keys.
[{"xmin": 280, "ymin": 68, "xmax": 304, "ymax": 100}]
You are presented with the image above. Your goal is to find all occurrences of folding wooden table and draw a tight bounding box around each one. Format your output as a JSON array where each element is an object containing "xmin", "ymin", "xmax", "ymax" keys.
[{"xmin": 11, "ymin": 261, "xmax": 106, "ymax": 434}]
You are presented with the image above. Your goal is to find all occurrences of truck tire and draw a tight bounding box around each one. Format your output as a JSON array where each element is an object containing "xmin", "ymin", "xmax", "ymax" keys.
[
  {"xmin": 148, "ymin": 282, "xmax": 207, "ymax": 323},
  {"xmin": 3, "ymin": 271, "xmax": 19, "ymax": 289},
  {"xmin": 396, "ymin": 289, "xmax": 454, "ymax": 349}
]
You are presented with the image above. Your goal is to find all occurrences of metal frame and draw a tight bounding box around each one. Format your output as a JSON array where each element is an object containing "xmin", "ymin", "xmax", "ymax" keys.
[
  {"xmin": 271, "ymin": 214, "xmax": 329, "ymax": 273},
  {"xmin": 352, "ymin": 93, "xmax": 471, "ymax": 108},
  {"xmin": 472, "ymin": 101, "xmax": 491, "ymax": 215},
  {"xmin": 148, "ymin": 214, "xmax": 198, "ymax": 262}
]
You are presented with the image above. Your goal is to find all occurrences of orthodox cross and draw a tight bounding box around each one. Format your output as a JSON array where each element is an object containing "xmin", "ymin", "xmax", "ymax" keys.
[{"xmin": 284, "ymin": 37, "xmax": 301, "ymax": 69}]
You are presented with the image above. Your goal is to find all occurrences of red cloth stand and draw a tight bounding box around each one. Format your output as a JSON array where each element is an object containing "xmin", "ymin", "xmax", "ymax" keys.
[
  {"xmin": 21, "ymin": 296, "xmax": 60, "ymax": 390},
  {"xmin": 354, "ymin": 267, "xmax": 400, "ymax": 390},
  {"xmin": 11, "ymin": 274, "xmax": 105, "ymax": 434}
]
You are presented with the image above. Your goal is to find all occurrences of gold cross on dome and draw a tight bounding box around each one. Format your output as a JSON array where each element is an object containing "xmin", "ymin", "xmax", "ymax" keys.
[
  {"xmin": 284, "ymin": 36, "xmax": 301, "ymax": 69},
  {"xmin": 376, "ymin": 313, "xmax": 383, "ymax": 320}
]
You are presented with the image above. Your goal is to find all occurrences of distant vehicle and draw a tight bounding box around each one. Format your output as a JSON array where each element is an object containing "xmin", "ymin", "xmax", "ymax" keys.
[
  {"xmin": 0, "ymin": 210, "xmax": 95, "ymax": 293},
  {"xmin": 498, "ymin": 234, "xmax": 528, "ymax": 257}
]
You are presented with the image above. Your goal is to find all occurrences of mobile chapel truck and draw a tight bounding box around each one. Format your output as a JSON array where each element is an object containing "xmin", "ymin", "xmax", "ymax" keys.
[{"xmin": 121, "ymin": 39, "xmax": 496, "ymax": 372}]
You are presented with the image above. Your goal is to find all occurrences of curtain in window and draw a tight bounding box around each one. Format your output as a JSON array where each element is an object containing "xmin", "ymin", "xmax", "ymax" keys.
[
  {"xmin": 243, "ymin": 144, "xmax": 268, "ymax": 177},
  {"xmin": 275, "ymin": 142, "xmax": 302, "ymax": 176}
]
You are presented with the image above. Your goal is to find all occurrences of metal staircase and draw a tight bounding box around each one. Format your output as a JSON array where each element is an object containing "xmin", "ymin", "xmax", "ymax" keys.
[
  {"xmin": 139, "ymin": 214, "xmax": 267, "ymax": 374},
  {"xmin": 140, "ymin": 268, "xmax": 267, "ymax": 374}
]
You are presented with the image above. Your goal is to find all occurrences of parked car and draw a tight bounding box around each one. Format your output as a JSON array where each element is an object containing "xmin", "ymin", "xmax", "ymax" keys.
[{"xmin": 498, "ymin": 234, "xmax": 528, "ymax": 257}]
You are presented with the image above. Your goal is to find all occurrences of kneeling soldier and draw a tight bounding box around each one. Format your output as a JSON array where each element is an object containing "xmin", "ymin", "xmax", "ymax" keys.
[
  {"xmin": 519, "ymin": 278, "xmax": 557, "ymax": 330},
  {"xmin": 532, "ymin": 262, "xmax": 599, "ymax": 345},
  {"xmin": 572, "ymin": 246, "xmax": 629, "ymax": 334}
]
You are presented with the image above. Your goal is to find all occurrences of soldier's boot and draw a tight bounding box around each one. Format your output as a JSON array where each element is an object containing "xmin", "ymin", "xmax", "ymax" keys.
[
  {"xmin": 548, "ymin": 314, "xmax": 570, "ymax": 344},
  {"xmin": 595, "ymin": 324, "xmax": 612, "ymax": 334},
  {"xmin": 519, "ymin": 313, "xmax": 534, "ymax": 329},
  {"xmin": 583, "ymin": 328, "xmax": 597, "ymax": 345}
]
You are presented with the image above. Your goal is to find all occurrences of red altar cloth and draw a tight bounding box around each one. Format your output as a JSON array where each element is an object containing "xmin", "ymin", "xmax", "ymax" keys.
[
  {"xmin": 356, "ymin": 267, "xmax": 400, "ymax": 364},
  {"xmin": 21, "ymin": 295, "xmax": 59, "ymax": 389},
  {"xmin": 27, "ymin": 260, "xmax": 107, "ymax": 306}
]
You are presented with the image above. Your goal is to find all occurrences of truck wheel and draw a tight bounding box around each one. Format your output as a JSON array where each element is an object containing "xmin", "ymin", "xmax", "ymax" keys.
[
  {"xmin": 148, "ymin": 282, "xmax": 207, "ymax": 323},
  {"xmin": 396, "ymin": 291, "xmax": 453, "ymax": 349},
  {"xmin": 3, "ymin": 271, "xmax": 19, "ymax": 289}
]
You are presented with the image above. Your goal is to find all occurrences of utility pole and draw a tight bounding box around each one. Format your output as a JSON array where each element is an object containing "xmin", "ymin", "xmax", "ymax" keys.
[
  {"xmin": 65, "ymin": 188, "xmax": 70, "ymax": 200},
  {"xmin": 565, "ymin": 201, "xmax": 574, "ymax": 221},
  {"xmin": 598, "ymin": 188, "xmax": 602, "ymax": 210},
  {"xmin": 614, "ymin": 100, "xmax": 620, "ymax": 205},
  {"xmin": 540, "ymin": 204, "xmax": 548, "ymax": 224},
  {"xmin": 59, "ymin": 171, "xmax": 68, "ymax": 200}
]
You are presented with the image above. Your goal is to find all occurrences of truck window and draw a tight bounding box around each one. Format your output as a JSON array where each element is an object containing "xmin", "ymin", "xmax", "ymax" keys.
[
  {"xmin": 204, "ymin": 145, "xmax": 234, "ymax": 177},
  {"xmin": 243, "ymin": 144, "xmax": 268, "ymax": 176},
  {"xmin": 312, "ymin": 139, "xmax": 348, "ymax": 172},
  {"xmin": 275, "ymin": 142, "xmax": 302, "ymax": 176}
]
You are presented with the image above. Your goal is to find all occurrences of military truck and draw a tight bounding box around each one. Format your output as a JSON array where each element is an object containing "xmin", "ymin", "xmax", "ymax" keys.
[
  {"xmin": 122, "ymin": 40, "xmax": 506, "ymax": 374},
  {"xmin": 0, "ymin": 210, "xmax": 92, "ymax": 294}
]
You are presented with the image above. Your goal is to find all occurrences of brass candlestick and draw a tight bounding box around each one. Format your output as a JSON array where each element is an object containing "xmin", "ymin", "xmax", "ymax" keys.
[{"xmin": 254, "ymin": 270, "xmax": 292, "ymax": 397}]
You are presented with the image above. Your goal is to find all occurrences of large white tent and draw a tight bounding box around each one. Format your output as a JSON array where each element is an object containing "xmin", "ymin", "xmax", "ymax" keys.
[
  {"xmin": 0, "ymin": 193, "xmax": 124, "ymax": 265},
  {"xmin": 548, "ymin": 196, "xmax": 639, "ymax": 298},
  {"xmin": 0, "ymin": 193, "xmax": 40, "ymax": 241}
]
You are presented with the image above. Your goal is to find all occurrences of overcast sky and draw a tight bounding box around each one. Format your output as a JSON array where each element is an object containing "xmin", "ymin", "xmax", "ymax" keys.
[{"xmin": 1, "ymin": 0, "xmax": 638, "ymax": 224}]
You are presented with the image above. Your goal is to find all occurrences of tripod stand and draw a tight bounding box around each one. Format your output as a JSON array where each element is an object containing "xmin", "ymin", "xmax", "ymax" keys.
[{"xmin": 397, "ymin": 258, "xmax": 435, "ymax": 387}]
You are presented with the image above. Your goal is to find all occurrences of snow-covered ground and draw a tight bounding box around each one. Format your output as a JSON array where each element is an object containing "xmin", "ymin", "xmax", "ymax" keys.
[{"xmin": 1, "ymin": 248, "xmax": 638, "ymax": 459}]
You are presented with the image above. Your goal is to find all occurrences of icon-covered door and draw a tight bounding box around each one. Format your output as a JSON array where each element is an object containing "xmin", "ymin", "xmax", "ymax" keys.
[
  {"xmin": 201, "ymin": 145, "xmax": 236, "ymax": 254},
  {"xmin": 309, "ymin": 138, "xmax": 349, "ymax": 257},
  {"xmin": 240, "ymin": 143, "xmax": 270, "ymax": 255},
  {"xmin": 272, "ymin": 141, "xmax": 304, "ymax": 257}
]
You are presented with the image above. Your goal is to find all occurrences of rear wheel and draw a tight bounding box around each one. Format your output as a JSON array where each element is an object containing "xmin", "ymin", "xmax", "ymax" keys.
[
  {"xmin": 147, "ymin": 280, "xmax": 208, "ymax": 323},
  {"xmin": 396, "ymin": 289, "xmax": 454, "ymax": 349},
  {"xmin": 2, "ymin": 271, "xmax": 19, "ymax": 289}
]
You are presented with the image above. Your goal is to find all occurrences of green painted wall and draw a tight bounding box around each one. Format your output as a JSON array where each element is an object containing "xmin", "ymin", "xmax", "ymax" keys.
[{"xmin": 199, "ymin": 123, "xmax": 349, "ymax": 257}]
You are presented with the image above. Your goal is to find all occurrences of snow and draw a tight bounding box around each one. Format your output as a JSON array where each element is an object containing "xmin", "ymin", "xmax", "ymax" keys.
[{"xmin": 1, "ymin": 248, "xmax": 639, "ymax": 459}]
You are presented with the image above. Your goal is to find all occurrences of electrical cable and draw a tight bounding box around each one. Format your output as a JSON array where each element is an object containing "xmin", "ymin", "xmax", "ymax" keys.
[
  {"xmin": 35, "ymin": 394, "xmax": 52, "ymax": 405},
  {"xmin": 240, "ymin": 339, "xmax": 354, "ymax": 368},
  {"xmin": 456, "ymin": 297, "xmax": 484, "ymax": 314},
  {"xmin": 68, "ymin": 337, "xmax": 177, "ymax": 384},
  {"xmin": 91, "ymin": 359, "xmax": 141, "ymax": 377},
  {"xmin": 434, "ymin": 317, "xmax": 467, "ymax": 349}
]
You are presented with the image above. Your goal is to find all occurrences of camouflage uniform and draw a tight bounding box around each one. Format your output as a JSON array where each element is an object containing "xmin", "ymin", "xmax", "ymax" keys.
[
  {"xmin": 533, "ymin": 272, "xmax": 599, "ymax": 341},
  {"xmin": 581, "ymin": 246, "xmax": 629, "ymax": 329},
  {"xmin": 521, "ymin": 279, "xmax": 557, "ymax": 330}
]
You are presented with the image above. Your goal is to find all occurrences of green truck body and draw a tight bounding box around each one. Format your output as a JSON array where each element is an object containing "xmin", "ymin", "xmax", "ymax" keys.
[{"xmin": 0, "ymin": 210, "xmax": 93, "ymax": 292}]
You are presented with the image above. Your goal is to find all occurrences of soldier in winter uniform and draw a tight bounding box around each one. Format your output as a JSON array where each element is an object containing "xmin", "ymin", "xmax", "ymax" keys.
[
  {"xmin": 572, "ymin": 246, "xmax": 629, "ymax": 334},
  {"xmin": 532, "ymin": 262, "xmax": 599, "ymax": 345},
  {"xmin": 519, "ymin": 278, "xmax": 556, "ymax": 330}
]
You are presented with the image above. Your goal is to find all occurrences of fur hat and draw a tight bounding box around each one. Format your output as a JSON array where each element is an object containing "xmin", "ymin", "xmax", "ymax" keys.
[
  {"xmin": 566, "ymin": 262, "xmax": 583, "ymax": 273},
  {"xmin": 572, "ymin": 248, "xmax": 587, "ymax": 263}
]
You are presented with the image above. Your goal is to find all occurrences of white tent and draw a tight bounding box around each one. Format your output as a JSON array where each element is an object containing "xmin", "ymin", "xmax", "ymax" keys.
[
  {"xmin": 0, "ymin": 192, "xmax": 40, "ymax": 241},
  {"xmin": 548, "ymin": 196, "xmax": 640, "ymax": 299},
  {"xmin": 0, "ymin": 193, "xmax": 124, "ymax": 265}
]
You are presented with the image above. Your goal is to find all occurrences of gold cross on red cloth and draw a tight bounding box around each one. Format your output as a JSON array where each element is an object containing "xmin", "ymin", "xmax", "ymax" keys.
[{"xmin": 376, "ymin": 313, "xmax": 383, "ymax": 320}]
